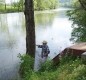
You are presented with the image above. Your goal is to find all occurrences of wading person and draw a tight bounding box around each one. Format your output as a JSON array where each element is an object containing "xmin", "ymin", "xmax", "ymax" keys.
[
  {"xmin": 34, "ymin": 41, "xmax": 50, "ymax": 71},
  {"xmin": 36, "ymin": 41, "xmax": 50, "ymax": 63}
]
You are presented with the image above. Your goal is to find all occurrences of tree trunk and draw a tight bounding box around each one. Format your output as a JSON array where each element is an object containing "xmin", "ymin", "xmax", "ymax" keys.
[
  {"xmin": 5, "ymin": 3, "xmax": 6, "ymax": 10},
  {"xmin": 22, "ymin": 0, "xmax": 24, "ymax": 11},
  {"xmin": 24, "ymin": 0, "xmax": 35, "ymax": 57}
]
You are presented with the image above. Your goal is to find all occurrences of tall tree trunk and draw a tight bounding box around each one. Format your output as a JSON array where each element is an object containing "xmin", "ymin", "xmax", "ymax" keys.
[
  {"xmin": 22, "ymin": 0, "xmax": 24, "ymax": 11},
  {"xmin": 5, "ymin": 3, "xmax": 6, "ymax": 10},
  {"xmin": 24, "ymin": 0, "xmax": 35, "ymax": 57}
]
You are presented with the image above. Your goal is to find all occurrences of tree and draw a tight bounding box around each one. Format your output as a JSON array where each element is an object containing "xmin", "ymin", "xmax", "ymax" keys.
[
  {"xmin": 16, "ymin": 0, "xmax": 58, "ymax": 11},
  {"xmin": 35, "ymin": 0, "xmax": 58, "ymax": 10},
  {"xmin": 78, "ymin": 0, "xmax": 86, "ymax": 10},
  {"xmin": 67, "ymin": 0, "xmax": 86, "ymax": 42},
  {"xmin": 0, "ymin": 0, "xmax": 6, "ymax": 10},
  {"xmin": 24, "ymin": 0, "xmax": 35, "ymax": 57},
  {"xmin": 18, "ymin": 0, "xmax": 24, "ymax": 10},
  {"xmin": 71, "ymin": 0, "xmax": 80, "ymax": 8}
]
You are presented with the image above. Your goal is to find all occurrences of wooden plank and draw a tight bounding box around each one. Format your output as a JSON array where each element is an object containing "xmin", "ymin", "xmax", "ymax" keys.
[{"xmin": 53, "ymin": 42, "xmax": 86, "ymax": 64}]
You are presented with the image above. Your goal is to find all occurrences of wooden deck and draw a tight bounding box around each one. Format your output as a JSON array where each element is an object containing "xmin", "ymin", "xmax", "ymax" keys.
[
  {"xmin": 69, "ymin": 42, "xmax": 86, "ymax": 51},
  {"xmin": 53, "ymin": 42, "xmax": 86, "ymax": 64}
]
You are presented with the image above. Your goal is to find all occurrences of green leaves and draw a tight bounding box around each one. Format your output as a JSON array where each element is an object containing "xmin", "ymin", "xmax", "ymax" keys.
[
  {"xmin": 67, "ymin": 9, "xmax": 86, "ymax": 42},
  {"xmin": 34, "ymin": 0, "xmax": 58, "ymax": 10},
  {"xmin": 19, "ymin": 54, "xmax": 86, "ymax": 80},
  {"xmin": 18, "ymin": 54, "xmax": 34, "ymax": 78}
]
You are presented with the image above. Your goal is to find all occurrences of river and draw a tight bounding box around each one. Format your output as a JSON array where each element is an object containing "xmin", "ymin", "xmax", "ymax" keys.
[{"xmin": 0, "ymin": 8, "xmax": 73, "ymax": 80}]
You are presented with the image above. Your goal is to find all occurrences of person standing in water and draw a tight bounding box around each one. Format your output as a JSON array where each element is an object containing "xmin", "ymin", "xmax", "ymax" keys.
[
  {"xmin": 36, "ymin": 41, "xmax": 50, "ymax": 62},
  {"xmin": 34, "ymin": 41, "xmax": 50, "ymax": 71}
]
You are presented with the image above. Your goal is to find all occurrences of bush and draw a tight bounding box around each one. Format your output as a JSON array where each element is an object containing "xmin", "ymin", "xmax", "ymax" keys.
[
  {"xmin": 19, "ymin": 54, "xmax": 58, "ymax": 80},
  {"xmin": 19, "ymin": 54, "xmax": 86, "ymax": 80},
  {"xmin": 18, "ymin": 54, "xmax": 34, "ymax": 78},
  {"xmin": 39, "ymin": 60, "xmax": 54, "ymax": 72}
]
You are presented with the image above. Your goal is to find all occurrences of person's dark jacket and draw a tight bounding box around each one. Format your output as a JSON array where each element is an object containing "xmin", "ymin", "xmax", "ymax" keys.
[{"xmin": 38, "ymin": 45, "xmax": 50, "ymax": 58}]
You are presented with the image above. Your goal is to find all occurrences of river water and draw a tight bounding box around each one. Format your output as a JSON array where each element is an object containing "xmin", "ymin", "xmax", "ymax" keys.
[{"xmin": 0, "ymin": 8, "xmax": 73, "ymax": 80}]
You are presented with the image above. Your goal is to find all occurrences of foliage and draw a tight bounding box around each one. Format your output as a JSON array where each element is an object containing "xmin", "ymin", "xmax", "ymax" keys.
[
  {"xmin": 33, "ymin": 0, "xmax": 58, "ymax": 10},
  {"xmin": 71, "ymin": 0, "xmax": 80, "ymax": 8},
  {"xmin": 18, "ymin": 54, "xmax": 34, "ymax": 78},
  {"xmin": 19, "ymin": 54, "xmax": 86, "ymax": 80},
  {"xmin": 66, "ymin": 0, "xmax": 86, "ymax": 42},
  {"xmin": 59, "ymin": 0, "xmax": 81, "ymax": 8},
  {"xmin": 39, "ymin": 60, "xmax": 55, "ymax": 72},
  {"xmin": 0, "ymin": 0, "xmax": 58, "ymax": 13},
  {"xmin": 67, "ymin": 9, "xmax": 86, "ymax": 42},
  {"xmin": 57, "ymin": 55, "xmax": 86, "ymax": 80},
  {"xmin": 13, "ymin": 0, "xmax": 58, "ymax": 11},
  {"xmin": 0, "ymin": 5, "xmax": 24, "ymax": 14}
]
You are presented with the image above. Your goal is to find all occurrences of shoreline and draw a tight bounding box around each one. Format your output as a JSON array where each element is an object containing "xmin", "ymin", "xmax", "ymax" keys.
[{"xmin": 0, "ymin": 7, "xmax": 73, "ymax": 14}]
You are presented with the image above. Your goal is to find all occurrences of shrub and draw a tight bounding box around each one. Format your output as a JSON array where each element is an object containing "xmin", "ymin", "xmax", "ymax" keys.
[
  {"xmin": 19, "ymin": 54, "xmax": 86, "ymax": 80},
  {"xmin": 18, "ymin": 54, "xmax": 34, "ymax": 78}
]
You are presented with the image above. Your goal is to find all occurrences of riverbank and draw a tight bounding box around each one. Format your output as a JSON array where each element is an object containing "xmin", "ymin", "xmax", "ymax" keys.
[
  {"xmin": 0, "ymin": 8, "xmax": 23, "ymax": 14},
  {"xmin": 19, "ymin": 43, "xmax": 86, "ymax": 80},
  {"xmin": 0, "ymin": 7, "xmax": 72, "ymax": 14},
  {"xmin": 19, "ymin": 54, "xmax": 86, "ymax": 80},
  {"xmin": 0, "ymin": 6, "xmax": 57, "ymax": 14},
  {"xmin": 0, "ymin": 8, "xmax": 55, "ymax": 14},
  {"xmin": 0, "ymin": 0, "xmax": 58, "ymax": 14}
]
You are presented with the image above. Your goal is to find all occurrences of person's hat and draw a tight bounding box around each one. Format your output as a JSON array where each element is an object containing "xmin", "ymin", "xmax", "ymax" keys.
[{"xmin": 42, "ymin": 40, "xmax": 47, "ymax": 44}]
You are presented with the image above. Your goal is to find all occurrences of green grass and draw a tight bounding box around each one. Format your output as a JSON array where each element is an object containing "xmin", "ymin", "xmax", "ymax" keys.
[
  {"xmin": 0, "ymin": 6, "xmax": 23, "ymax": 13},
  {"xmin": 19, "ymin": 54, "xmax": 86, "ymax": 80}
]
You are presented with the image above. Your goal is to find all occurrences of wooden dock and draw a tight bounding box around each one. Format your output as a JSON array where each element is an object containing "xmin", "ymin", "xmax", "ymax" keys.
[{"xmin": 53, "ymin": 42, "xmax": 86, "ymax": 64}]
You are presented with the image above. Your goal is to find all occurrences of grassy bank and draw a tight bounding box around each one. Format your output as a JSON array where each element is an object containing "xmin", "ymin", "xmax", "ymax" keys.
[
  {"xmin": 0, "ymin": 6, "xmax": 23, "ymax": 14},
  {"xmin": 0, "ymin": 6, "xmax": 55, "ymax": 14},
  {"xmin": 19, "ymin": 54, "xmax": 86, "ymax": 80},
  {"xmin": 0, "ymin": 0, "xmax": 58, "ymax": 14}
]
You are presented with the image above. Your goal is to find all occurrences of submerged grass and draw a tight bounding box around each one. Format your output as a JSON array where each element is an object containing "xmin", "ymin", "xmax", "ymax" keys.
[{"xmin": 19, "ymin": 54, "xmax": 86, "ymax": 80}]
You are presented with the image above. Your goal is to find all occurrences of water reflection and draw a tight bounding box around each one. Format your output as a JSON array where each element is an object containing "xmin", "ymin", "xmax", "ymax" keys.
[
  {"xmin": 0, "ymin": 13, "xmax": 25, "ymax": 49},
  {"xmin": 0, "ymin": 8, "xmax": 73, "ymax": 80},
  {"xmin": 35, "ymin": 13, "xmax": 55, "ymax": 28},
  {"xmin": 0, "ymin": 13, "xmax": 26, "ymax": 80},
  {"xmin": 35, "ymin": 9, "xmax": 73, "ymax": 58}
]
